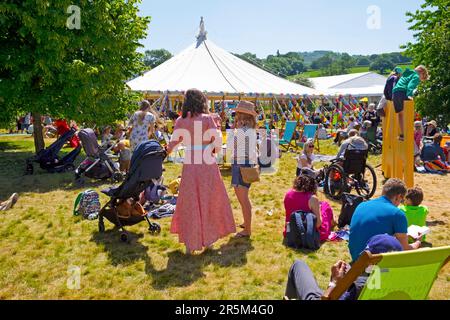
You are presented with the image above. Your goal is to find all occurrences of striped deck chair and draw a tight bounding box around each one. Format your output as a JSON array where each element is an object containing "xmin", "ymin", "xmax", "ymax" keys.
[
  {"xmin": 279, "ymin": 121, "xmax": 298, "ymax": 152},
  {"xmin": 322, "ymin": 246, "xmax": 450, "ymax": 300},
  {"xmin": 298, "ymin": 124, "xmax": 320, "ymax": 152}
]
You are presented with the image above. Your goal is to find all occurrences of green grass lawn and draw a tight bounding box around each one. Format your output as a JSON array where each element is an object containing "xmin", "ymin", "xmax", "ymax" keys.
[{"xmin": 0, "ymin": 135, "xmax": 448, "ymax": 299}]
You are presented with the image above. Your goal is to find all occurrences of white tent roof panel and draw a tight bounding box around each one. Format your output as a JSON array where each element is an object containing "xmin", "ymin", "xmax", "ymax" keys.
[
  {"xmin": 127, "ymin": 39, "xmax": 318, "ymax": 96},
  {"xmin": 309, "ymin": 72, "xmax": 387, "ymax": 96}
]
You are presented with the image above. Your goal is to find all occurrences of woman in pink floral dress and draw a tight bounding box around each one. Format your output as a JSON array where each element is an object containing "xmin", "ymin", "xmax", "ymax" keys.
[{"xmin": 167, "ymin": 89, "xmax": 236, "ymax": 254}]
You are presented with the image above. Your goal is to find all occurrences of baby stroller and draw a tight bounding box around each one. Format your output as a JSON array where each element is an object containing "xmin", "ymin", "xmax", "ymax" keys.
[
  {"xmin": 25, "ymin": 127, "xmax": 81, "ymax": 174},
  {"xmin": 99, "ymin": 140, "xmax": 166, "ymax": 242},
  {"xmin": 75, "ymin": 128, "xmax": 124, "ymax": 184}
]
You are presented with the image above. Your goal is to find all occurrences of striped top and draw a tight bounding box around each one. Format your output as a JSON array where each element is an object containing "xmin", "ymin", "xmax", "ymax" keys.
[{"xmin": 227, "ymin": 126, "xmax": 258, "ymax": 165}]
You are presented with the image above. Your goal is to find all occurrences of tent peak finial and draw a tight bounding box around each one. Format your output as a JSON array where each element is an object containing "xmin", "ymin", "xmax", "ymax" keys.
[{"xmin": 196, "ymin": 17, "xmax": 207, "ymax": 47}]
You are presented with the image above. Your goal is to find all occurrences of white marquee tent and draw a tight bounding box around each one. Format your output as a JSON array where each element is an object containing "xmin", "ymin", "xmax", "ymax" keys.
[
  {"xmin": 127, "ymin": 19, "xmax": 319, "ymax": 99},
  {"xmin": 308, "ymin": 72, "xmax": 387, "ymax": 97}
]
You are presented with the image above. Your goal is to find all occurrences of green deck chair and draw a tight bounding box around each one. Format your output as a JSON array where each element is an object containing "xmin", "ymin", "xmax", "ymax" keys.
[
  {"xmin": 297, "ymin": 124, "xmax": 320, "ymax": 152},
  {"xmin": 322, "ymin": 246, "xmax": 450, "ymax": 300},
  {"xmin": 279, "ymin": 121, "xmax": 298, "ymax": 151}
]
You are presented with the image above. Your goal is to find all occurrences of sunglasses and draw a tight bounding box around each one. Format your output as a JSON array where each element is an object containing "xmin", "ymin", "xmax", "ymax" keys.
[{"xmin": 308, "ymin": 145, "xmax": 314, "ymax": 148}]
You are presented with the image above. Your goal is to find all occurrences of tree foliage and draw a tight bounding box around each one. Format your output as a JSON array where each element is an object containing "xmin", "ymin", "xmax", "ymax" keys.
[
  {"xmin": 369, "ymin": 55, "xmax": 395, "ymax": 74},
  {"xmin": 236, "ymin": 51, "xmax": 306, "ymax": 77},
  {"xmin": 143, "ymin": 49, "xmax": 173, "ymax": 69},
  {"xmin": 404, "ymin": 0, "xmax": 450, "ymax": 126},
  {"xmin": 0, "ymin": 0, "xmax": 149, "ymax": 151},
  {"xmin": 287, "ymin": 74, "xmax": 313, "ymax": 88}
]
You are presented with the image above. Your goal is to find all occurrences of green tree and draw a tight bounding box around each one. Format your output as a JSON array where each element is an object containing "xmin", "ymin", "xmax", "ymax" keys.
[
  {"xmin": 143, "ymin": 49, "xmax": 173, "ymax": 69},
  {"xmin": 356, "ymin": 57, "xmax": 371, "ymax": 66},
  {"xmin": 0, "ymin": 0, "xmax": 149, "ymax": 152},
  {"xmin": 288, "ymin": 74, "xmax": 313, "ymax": 88},
  {"xmin": 369, "ymin": 55, "xmax": 395, "ymax": 74},
  {"xmin": 404, "ymin": 0, "xmax": 450, "ymax": 125}
]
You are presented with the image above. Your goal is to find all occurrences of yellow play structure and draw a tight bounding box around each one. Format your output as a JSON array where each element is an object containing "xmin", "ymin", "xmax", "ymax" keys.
[{"xmin": 382, "ymin": 100, "xmax": 414, "ymax": 188}]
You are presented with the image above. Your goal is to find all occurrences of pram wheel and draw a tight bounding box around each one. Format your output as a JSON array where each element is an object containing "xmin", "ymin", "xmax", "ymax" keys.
[
  {"xmin": 64, "ymin": 164, "xmax": 75, "ymax": 172},
  {"xmin": 120, "ymin": 232, "xmax": 129, "ymax": 243},
  {"xmin": 149, "ymin": 222, "xmax": 161, "ymax": 235},
  {"xmin": 112, "ymin": 172, "xmax": 124, "ymax": 183}
]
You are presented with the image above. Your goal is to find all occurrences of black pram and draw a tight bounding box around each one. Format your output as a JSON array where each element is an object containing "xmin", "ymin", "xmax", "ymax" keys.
[
  {"xmin": 75, "ymin": 128, "xmax": 124, "ymax": 184},
  {"xmin": 99, "ymin": 140, "xmax": 166, "ymax": 242},
  {"xmin": 25, "ymin": 127, "xmax": 81, "ymax": 174}
]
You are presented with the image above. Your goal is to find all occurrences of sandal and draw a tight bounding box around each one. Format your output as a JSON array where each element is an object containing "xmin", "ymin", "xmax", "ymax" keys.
[
  {"xmin": 238, "ymin": 223, "xmax": 245, "ymax": 229},
  {"xmin": 398, "ymin": 134, "xmax": 404, "ymax": 141},
  {"xmin": 234, "ymin": 232, "xmax": 251, "ymax": 239}
]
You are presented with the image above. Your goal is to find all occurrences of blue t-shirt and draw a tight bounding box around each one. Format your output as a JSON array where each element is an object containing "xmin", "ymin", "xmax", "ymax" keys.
[{"xmin": 348, "ymin": 196, "xmax": 407, "ymax": 262}]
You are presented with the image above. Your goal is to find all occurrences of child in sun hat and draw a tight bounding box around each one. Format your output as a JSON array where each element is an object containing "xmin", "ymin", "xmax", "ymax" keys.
[{"xmin": 229, "ymin": 100, "xmax": 259, "ymax": 238}]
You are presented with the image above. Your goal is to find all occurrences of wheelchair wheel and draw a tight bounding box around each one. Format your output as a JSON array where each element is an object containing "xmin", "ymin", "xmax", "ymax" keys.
[
  {"xmin": 324, "ymin": 164, "xmax": 346, "ymax": 200},
  {"xmin": 356, "ymin": 164, "xmax": 377, "ymax": 199}
]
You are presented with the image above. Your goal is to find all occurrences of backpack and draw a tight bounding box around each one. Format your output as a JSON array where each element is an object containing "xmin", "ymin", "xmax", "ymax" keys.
[
  {"xmin": 338, "ymin": 193, "xmax": 365, "ymax": 228},
  {"xmin": 285, "ymin": 211, "xmax": 320, "ymax": 250},
  {"xmin": 73, "ymin": 190, "xmax": 101, "ymax": 220}
]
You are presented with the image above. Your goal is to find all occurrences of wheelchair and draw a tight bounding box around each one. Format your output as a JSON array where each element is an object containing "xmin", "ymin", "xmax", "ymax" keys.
[{"xmin": 322, "ymin": 149, "xmax": 377, "ymax": 200}]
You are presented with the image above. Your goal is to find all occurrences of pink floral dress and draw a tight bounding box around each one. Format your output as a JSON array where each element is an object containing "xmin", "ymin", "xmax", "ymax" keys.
[{"xmin": 168, "ymin": 113, "xmax": 236, "ymax": 251}]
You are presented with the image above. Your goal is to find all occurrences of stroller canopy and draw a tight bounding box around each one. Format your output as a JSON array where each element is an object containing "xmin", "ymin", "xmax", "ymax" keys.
[
  {"xmin": 103, "ymin": 140, "xmax": 166, "ymax": 199},
  {"xmin": 78, "ymin": 128, "xmax": 100, "ymax": 157}
]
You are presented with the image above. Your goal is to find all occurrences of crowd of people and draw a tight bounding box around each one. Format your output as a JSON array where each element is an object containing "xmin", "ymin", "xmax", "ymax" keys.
[{"xmin": 5, "ymin": 66, "xmax": 447, "ymax": 299}]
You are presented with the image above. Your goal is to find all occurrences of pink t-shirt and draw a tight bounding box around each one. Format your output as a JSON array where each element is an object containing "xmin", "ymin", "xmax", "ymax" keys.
[
  {"xmin": 414, "ymin": 130, "xmax": 422, "ymax": 148},
  {"xmin": 283, "ymin": 189, "xmax": 312, "ymax": 237}
]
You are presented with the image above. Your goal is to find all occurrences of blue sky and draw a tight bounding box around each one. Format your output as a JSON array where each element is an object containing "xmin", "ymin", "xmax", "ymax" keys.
[{"xmin": 138, "ymin": 0, "xmax": 423, "ymax": 57}]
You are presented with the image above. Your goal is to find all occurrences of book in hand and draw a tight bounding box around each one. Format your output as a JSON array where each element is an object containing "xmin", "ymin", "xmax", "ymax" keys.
[{"xmin": 407, "ymin": 225, "xmax": 430, "ymax": 240}]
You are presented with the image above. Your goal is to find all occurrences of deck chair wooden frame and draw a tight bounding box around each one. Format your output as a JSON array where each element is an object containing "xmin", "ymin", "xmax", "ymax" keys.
[
  {"xmin": 297, "ymin": 124, "xmax": 320, "ymax": 152},
  {"xmin": 322, "ymin": 246, "xmax": 450, "ymax": 300},
  {"xmin": 279, "ymin": 120, "xmax": 298, "ymax": 152}
]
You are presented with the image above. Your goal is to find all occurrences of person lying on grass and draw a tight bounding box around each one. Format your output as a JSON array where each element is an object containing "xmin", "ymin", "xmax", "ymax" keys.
[{"xmin": 284, "ymin": 234, "xmax": 403, "ymax": 300}]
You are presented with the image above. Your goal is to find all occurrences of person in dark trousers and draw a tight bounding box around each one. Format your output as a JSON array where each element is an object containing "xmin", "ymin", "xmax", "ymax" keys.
[
  {"xmin": 392, "ymin": 66, "xmax": 429, "ymax": 140},
  {"xmin": 376, "ymin": 67, "xmax": 402, "ymax": 117},
  {"xmin": 284, "ymin": 234, "xmax": 403, "ymax": 300}
]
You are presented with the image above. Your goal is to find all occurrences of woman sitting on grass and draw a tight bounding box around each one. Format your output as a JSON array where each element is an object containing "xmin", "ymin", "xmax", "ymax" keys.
[{"xmin": 283, "ymin": 169, "xmax": 323, "ymax": 239}]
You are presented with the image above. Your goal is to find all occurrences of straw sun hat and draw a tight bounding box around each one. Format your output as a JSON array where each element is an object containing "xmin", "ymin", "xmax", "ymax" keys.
[
  {"xmin": 235, "ymin": 101, "xmax": 257, "ymax": 117},
  {"xmin": 427, "ymin": 120, "xmax": 437, "ymax": 127}
]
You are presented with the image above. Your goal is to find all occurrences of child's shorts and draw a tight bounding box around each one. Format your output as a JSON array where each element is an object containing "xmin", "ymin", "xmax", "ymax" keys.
[
  {"xmin": 393, "ymin": 90, "xmax": 409, "ymax": 113},
  {"xmin": 231, "ymin": 163, "xmax": 252, "ymax": 189}
]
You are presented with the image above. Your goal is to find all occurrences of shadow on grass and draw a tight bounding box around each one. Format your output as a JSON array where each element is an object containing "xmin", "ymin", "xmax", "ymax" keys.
[
  {"xmin": 90, "ymin": 228, "xmax": 254, "ymax": 289},
  {"xmin": 148, "ymin": 237, "xmax": 254, "ymax": 289},
  {"xmin": 0, "ymin": 144, "xmax": 117, "ymax": 198},
  {"xmin": 426, "ymin": 220, "xmax": 445, "ymax": 227},
  {"xmin": 91, "ymin": 229, "xmax": 153, "ymax": 267}
]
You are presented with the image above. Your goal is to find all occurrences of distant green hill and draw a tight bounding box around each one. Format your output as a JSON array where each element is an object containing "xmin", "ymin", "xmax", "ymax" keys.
[
  {"xmin": 299, "ymin": 64, "xmax": 413, "ymax": 78},
  {"xmin": 298, "ymin": 50, "xmax": 334, "ymax": 66}
]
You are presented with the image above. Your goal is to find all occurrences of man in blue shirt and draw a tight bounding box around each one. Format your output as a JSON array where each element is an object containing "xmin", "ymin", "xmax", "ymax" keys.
[
  {"xmin": 421, "ymin": 134, "xmax": 446, "ymax": 162},
  {"xmin": 348, "ymin": 178, "xmax": 421, "ymax": 262}
]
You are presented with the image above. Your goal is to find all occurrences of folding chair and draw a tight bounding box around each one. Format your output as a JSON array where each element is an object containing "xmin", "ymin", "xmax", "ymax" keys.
[
  {"xmin": 322, "ymin": 246, "xmax": 450, "ymax": 300},
  {"xmin": 162, "ymin": 132, "xmax": 185, "ymax": 162},
  {"xmin": 278, "ymin": 121, "xmax": 298, "ymax": 151},
  {"xmin": 297, "ymin": 124, "xmax": 320, "ymax": 152}
]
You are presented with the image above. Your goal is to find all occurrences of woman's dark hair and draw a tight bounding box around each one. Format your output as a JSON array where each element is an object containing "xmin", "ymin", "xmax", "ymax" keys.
[
  {"xmin": 293, "ymin": 174, "xmax": 317, "ymax": 194},
  {"xmin": 182, "ymin": 89, "xmax": 208, "ymax": 118}
]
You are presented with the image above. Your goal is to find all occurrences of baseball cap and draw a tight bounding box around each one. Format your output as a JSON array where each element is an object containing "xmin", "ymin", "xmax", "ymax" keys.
[{"xmin": 364, "ymin": 234, "xmax": 403, "ymax": 255}]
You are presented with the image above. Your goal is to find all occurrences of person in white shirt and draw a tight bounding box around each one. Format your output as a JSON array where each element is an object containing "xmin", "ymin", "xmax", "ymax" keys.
[{"xmin": 296, "ymin": 138, "xmax": 317, "ymax": 176}]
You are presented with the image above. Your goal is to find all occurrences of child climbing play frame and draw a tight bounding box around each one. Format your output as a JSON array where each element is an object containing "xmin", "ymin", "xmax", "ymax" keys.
[{"xmin": 381, "ymin": 100, "xmax": 414, "ymax": 188}]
